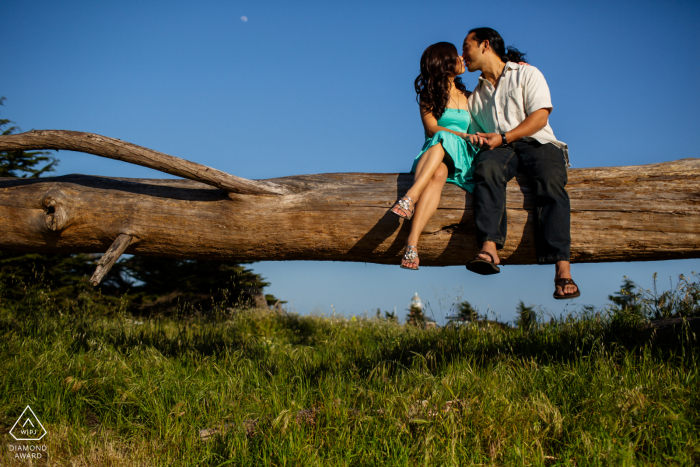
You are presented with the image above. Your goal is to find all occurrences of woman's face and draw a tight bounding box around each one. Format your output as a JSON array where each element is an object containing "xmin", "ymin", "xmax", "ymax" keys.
[{"xmin": 454, "ymin": 55, "xmax": 466, "ymax": 76}]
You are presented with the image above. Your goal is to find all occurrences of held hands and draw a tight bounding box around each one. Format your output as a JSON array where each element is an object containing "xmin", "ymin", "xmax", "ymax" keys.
[
  {"xmin": 463, "ymin": 133, "xmax": 487, "ymax": 147},
  {"xmin": 475, "ymin": 132, "xmax": 504, "ymax": 150}
]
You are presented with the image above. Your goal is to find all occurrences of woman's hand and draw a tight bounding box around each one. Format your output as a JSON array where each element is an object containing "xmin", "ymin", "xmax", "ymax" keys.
[
  {"xmin": 475, "ymin": 132, "xmax": 503, "ymax": 149},
  {"xmin": 463, "ymin": 133, "xmax": 485, "ymax": 147}
]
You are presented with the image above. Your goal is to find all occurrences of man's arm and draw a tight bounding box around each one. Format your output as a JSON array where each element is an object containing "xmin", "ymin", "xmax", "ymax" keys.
[
  {"xmin": 477, "ymin": 66, "xmax": 552, "ymax": 149},
  {"xmin": 477, "ymin": 108, "xmax": 550, "ymax": 149}
]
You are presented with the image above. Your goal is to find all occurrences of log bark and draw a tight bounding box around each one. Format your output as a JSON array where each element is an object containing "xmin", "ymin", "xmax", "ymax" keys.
[{"xmin": 1, "ymin": 130, "xmax": 699, "ymax": 266}]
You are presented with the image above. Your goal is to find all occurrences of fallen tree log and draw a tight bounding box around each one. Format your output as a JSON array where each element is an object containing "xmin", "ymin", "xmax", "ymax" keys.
[{"xmin": 1, "ymin": 130, "xmax": 699, "ymax": 282}]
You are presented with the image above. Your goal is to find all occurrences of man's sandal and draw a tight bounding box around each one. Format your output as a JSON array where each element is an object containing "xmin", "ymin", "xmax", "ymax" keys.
[
  {"xmin": 553, "ymin": 278, "xmax": 580, "ymax": 300},
  {"xmin": 391, "ymin": 196, "xmax": 414, "ymax": 220},
  {"xmin": 400, "ymin": 245, "xmax": 419, "ymax": 270},
  {"xmin": 466, "ymin": 251, "xmax": 500, "ymax": 275}
]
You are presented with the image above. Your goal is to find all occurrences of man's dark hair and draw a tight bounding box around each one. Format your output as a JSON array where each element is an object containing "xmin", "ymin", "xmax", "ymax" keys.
[{"xmin": 468, "ymin": 27, "xmax": 527, "ymax": 64}]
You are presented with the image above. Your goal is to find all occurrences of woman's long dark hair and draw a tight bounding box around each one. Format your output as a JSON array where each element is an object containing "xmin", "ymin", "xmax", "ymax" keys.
[
  {"xmin": 468, "ymin": 27, "xmax": 527, "ymax": 64},
  {"xmin": 414, "ymin": 42, "xmax": 467, "ymax": 119}
]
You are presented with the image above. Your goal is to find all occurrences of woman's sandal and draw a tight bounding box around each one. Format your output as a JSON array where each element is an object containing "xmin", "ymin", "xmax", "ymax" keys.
[
  {"xmin": 391, "ymin": 196, "xmax": 414, "ymax": 220},
  {"xmin": 400, "ymin": 245, "xmax": 419, "ymax": 270},
  {"xmin": 466, "ymin": 251, "xmax": 501, "ymax": 275},
  {"xmin": 553, "ymin": 278, "xmax": 580, "ymax": 300}
]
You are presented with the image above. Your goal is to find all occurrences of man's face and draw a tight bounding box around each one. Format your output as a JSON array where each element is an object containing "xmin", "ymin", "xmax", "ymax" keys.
[{"xmin": 462, "ymin": 33, "xmax": 483, "ymax": 72}]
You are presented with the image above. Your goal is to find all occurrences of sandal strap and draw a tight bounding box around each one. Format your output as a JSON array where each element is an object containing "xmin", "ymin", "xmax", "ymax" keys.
[
  {"xmin": 473, "ymin": 251, "xmax": 495, "ymax": 263},
  {"xmin": 554, "ymin": 278, "xmax": 577, "ymax": 287},
  {"xmin": 403, "ymin": 245, "xmax": 419, "ymax": 262},
  {"xmin": 396, "ymin": 197, "xmax": 414, "ymax": 215}
]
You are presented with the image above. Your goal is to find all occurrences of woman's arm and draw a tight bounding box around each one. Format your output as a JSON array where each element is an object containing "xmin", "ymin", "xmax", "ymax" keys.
[{"xmin": 420, "ymin": 104, "xmax": 485, "ymax": 146}]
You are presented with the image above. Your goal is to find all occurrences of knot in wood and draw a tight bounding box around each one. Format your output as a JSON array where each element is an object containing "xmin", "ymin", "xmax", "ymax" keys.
[{"xmin": 42, "ymin": 190, "xmax": 70, "ymax": 231}]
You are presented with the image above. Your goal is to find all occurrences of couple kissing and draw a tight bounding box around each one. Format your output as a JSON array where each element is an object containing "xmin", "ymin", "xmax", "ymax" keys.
[{"xmin": 390, "ymin": 27, "xmax": 579, "ymax": 300}]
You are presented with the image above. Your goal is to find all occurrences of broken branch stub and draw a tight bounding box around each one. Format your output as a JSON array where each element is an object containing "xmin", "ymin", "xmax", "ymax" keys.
[{"xmin": 90, "ymin": 234, "xmax": 133, "ymax": 286}]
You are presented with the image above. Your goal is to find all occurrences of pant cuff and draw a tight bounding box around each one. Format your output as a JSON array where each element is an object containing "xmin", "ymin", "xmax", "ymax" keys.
[
  {"xmin": 477, "ymin": 237, "xmax": 505, "ymax": 250},
  {"xmin": 537, "ymin": 255, "xmax": 570, "ymax": 265}
]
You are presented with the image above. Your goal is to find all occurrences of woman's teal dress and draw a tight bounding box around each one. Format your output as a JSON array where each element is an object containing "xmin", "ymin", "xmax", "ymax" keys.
[{"xmin": 410, "ymin": 108, "xmax": 479, "ymax": 192}]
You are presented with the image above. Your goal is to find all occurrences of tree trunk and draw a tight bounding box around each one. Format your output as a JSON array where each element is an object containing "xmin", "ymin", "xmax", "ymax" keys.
[{"xmin": 1, "ymin": 130, "xmax": 699, "ymax": 268}]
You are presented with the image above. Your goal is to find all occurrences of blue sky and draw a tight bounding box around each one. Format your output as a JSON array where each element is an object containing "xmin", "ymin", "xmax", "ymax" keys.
[{"xmin": 2, "ymin": 0, "xmax": 699, "ymax": 323}]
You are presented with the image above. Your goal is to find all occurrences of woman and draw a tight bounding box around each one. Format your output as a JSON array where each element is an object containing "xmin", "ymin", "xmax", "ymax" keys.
[{"xmin": 390, "ymin": 42, "xmax": 483, "ymax": 269}]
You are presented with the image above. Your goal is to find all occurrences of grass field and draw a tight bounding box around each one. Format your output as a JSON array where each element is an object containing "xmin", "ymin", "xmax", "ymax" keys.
[{"xmin": 0, "ymin": 280, "xmax": 698, "ymax": 466}]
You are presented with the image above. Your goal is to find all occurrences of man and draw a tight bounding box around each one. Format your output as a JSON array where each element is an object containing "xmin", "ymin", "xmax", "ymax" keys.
[{"xmin": 462, "ymin": 27, "xmax": 579, "ymax": 299}]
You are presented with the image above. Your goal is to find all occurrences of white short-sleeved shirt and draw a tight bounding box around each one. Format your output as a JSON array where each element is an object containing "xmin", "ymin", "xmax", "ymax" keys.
[{"xmin": 468, "ymin": 62, "xmax": 569, "ymax": 166}]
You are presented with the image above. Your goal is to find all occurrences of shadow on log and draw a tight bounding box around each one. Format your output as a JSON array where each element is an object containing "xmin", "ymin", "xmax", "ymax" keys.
[{"xmin": 1, "ymin": 130, "xmax": 699, "ymax": 278}]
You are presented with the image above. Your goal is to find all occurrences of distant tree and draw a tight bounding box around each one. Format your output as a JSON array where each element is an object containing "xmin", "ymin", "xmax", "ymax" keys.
[
  {"xmin": 0, "ymin": 97, "xmax": 57, "ymax": 177},
  {"xmin": 374, "ymin": 307, "xmax": 399, "ymax": 322},
  {"xmin": 114, "ymin": 256, "xmax": 278, "ymax": 315},
  {"xmin": 608, "ymin": 277, "xmax": 642, "ymax": 311},
  {"xmin": 516, "ymin": 300, "xmax": 536, "ymax": 331},
  {"xmin": 0, "ymin": 252, "xmax": 119, "ymax": 313},
  {"xmin": 406, "ymin": 303, "xmax": 426, "ymax": 327},
  {"xmin": 606, "ymin": 277, "xmax": 648, "ymax": 324},
  {"xmin": 456, "ymin": 300, "xmax": 479, "ymax": 322},
  {"xmin": 267, "ymin": 294, "xmax": 287, "ymax": 312},
  {"xmin": 445, "ymin": 300, "xmax": 480, "ymax": 327}
]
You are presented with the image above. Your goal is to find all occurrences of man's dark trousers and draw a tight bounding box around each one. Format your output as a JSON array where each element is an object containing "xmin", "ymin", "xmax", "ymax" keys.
[{"xmin": 472, "ymin": 140, "xmax": 570, "ymax": 264}]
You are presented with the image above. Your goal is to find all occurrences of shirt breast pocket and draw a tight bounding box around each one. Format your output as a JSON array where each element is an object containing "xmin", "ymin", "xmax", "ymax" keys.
[{"xmin": 505, "ymin": 87, "xmax": 524, "ymax": 112}]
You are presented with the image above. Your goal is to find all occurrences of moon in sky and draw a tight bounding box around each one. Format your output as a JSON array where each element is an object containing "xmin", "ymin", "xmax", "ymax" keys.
[{"xmin": 240, "ymin": 16, "xmax": 248, "ymax": 22}]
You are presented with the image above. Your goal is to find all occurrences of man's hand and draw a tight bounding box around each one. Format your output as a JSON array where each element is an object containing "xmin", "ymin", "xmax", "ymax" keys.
[{"xmin": 476, "ymin": 132, "xmax": 503, "ymax": 150}]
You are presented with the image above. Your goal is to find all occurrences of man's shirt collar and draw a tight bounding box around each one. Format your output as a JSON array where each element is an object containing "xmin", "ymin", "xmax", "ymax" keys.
[{"xmin": 477, "ymin": 62, "xmax": 519, "ymax": 84}]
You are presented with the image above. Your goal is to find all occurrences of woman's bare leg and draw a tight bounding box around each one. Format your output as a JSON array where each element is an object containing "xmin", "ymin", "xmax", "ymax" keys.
[
  {"xmin": 391, "ymin": 143, "xmax": 446, "ymax": 217},
  {"xmin": 401, "ymin": 162, "xmax": 448, "ymax": 268},
  {"xmin": 407, "ymin": 143, "xmax": 446, "ymax": 202}
]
